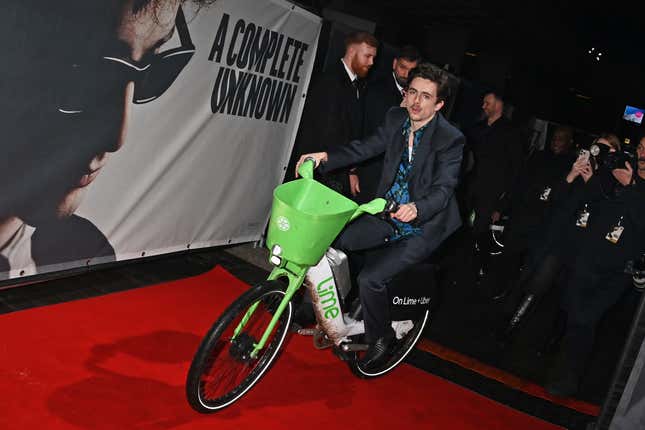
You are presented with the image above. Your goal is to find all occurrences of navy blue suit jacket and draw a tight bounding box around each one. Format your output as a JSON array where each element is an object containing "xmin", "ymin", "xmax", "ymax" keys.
[{"xmin": 322, "ymin": 107, "xmax": 465, "ymax": 253}]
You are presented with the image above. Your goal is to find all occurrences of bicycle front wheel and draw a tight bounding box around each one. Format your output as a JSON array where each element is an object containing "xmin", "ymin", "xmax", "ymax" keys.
[{"xmin": 186, "ymin": 280, "xmax": 293, "ymax": 412}]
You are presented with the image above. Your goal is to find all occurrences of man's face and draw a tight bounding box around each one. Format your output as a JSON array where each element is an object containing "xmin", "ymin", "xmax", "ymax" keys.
[
  {"xmin": 9, "ymin": 0, "xmax": 182, "ymax": 224},
  {"xmin": 550, "ymin": 131, "xmax": 572, "ymax": 154},
  {"xmin": 392, "ymin": 58, "xmax": 417, "ymax": 87},
  {"xmin": 637, "ymin": 138, "xmax": 645, "ymax": 175},
  {"xmin": 404, "ymin": 77, "xmax": 444, "ymax": 124},
  {"xmin": 482, "ymin": 94, "xmax": 501, "ymax": 119},
  {"xmin": 349, "ymin": 42, "xmax": 376, "ymax": 78}
]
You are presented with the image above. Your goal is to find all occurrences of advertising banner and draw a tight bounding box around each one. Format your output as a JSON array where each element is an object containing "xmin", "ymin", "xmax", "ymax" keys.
[{"xmin": 0, "ymin": 0, "xmax": 321, "ymax": 281}]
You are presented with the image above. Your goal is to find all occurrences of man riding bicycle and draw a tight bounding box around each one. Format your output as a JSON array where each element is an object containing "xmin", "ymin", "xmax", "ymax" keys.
[{"xmin": 296, "ymin": 63, "xmax": 464, "ymax": 370}]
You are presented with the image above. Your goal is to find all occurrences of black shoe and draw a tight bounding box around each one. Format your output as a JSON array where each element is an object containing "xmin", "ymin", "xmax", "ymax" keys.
[{"xmin": 358, "ymin": 335, "xmax": 393, "ymax": 370}]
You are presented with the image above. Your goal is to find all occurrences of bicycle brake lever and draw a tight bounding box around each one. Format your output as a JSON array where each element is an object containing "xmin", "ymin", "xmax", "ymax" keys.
[{"xmin": 379, "ymin": 199, "xmax": 399, "ymax": 221}]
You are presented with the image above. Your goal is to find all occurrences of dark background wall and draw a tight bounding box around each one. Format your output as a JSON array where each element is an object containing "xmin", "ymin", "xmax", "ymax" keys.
[{"xmin": 294, "ymin": 0, "xmax": 645, "ymax": 140}]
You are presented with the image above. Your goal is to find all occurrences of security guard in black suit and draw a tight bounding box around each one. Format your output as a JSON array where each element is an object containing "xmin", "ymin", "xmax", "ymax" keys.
[
  {"xmin": 463, "ymin": 91, "xmax": 522, "ymax": 278},
  {"xmin": 294, "ymin": 31, "xmax": 377, "ymax": 198}
]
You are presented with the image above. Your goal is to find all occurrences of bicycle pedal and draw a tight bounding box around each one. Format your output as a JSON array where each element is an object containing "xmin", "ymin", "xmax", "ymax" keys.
[
  {"xmin": 333, "ymin": 345, "xmax": 354, "ymax": 361},
  {"xmin": 340, "ymin": 343, "xmax": 369, "ymax": 352},
  {"xmin": 313, "ymin": 331, "xmax": 333, "ymax": 349}
]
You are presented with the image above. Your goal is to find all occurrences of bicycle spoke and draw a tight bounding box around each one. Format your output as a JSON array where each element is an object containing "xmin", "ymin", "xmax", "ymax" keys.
[{"xmin": 189, "ymin": 286, "xmax": 291, "ymax": 409}]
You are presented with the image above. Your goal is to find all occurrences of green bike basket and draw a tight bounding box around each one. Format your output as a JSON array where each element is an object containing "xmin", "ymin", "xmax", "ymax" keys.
[{"xmin": 267, "ymin": 178, "xmax": 358, "ymax": 266}]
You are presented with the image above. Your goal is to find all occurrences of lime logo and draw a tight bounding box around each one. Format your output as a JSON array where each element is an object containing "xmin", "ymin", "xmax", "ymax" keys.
[
  {"xmin": 276, "ymin": 216, "xmax": 290, "ymax": 231},
  {"xmin": 317, "ymin": 276, "xmax": 340, "ymax": 319}
]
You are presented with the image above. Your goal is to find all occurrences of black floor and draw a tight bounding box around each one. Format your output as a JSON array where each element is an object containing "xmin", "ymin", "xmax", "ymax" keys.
[
  {"xmin": 426, "ymin": 229, "xmax": 639, "ymax": 407},
  {"xmin": 0, "ymin": 244, "xmax": 614, "ymax": 429}
]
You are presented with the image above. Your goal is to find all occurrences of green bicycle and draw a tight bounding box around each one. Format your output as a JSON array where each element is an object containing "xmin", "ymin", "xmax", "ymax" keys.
[{"xmin": 186, "ymin": 159, "xmax": 433, "ymax": 412}]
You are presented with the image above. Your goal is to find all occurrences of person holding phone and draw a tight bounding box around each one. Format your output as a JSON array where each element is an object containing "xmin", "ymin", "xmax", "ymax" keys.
[{"xmin": 496, "ymin": 132, "xmax": 614, "ymax": 343}]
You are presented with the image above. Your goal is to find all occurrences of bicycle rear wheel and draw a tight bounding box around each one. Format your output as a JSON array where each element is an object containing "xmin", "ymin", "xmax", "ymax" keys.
[
  {"xmin": 350, "ymin": 310, "xmax": 429, "ymax": 378},
  {"xmin": 186, "ymin": 280, "xmax": 293, "ymax": 412}
]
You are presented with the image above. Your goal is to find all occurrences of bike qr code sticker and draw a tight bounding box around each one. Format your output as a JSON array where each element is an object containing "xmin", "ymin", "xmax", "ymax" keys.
[
  {"xmin": 605, "ymin": 226, "xmax": 624, "ymax": 244},
  {"xmin": 276, "ymin": 216, "xmax": 290, "ymax": 231},
  {"xmin": 576, "ymin": 210, "xmax": 590, "ymax": 228}
]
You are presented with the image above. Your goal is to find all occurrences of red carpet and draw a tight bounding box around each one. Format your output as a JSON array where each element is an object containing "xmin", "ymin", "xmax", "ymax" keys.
[{"xmin": 0, "ymin": 266, "xmax": 563, "ymax": 430}]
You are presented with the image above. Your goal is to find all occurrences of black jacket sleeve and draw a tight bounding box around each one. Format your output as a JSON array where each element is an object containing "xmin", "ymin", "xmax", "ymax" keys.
[{"xmin": 414, "ymin": 136, "xmax": 465, "ymax": 223}]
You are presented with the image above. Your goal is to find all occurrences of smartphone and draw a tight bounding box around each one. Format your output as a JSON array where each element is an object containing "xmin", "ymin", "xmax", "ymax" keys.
[{"xmin": 578, "ymin": 149, "xmax": 590, "ymax": 163}]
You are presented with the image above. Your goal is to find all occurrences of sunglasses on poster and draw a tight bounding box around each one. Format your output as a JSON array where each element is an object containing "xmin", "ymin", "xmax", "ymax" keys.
[{"xmin": 57, "ymin": 7, "xmax": 194, "ymax": 114}]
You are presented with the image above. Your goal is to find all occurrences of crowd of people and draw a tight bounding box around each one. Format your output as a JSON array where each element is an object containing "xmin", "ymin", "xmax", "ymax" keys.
[{"xmin": 294, "ymin": 30, "xmax": 645, "ymax": 397}]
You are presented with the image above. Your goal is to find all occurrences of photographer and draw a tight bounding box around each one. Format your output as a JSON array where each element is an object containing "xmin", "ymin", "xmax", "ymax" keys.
[
  {"xmin": 542, "ymin": 136, "xmax": 645, "ymax": 396},
  {"xmin": 487, "ymin": 126, "xmax": 577, "ymax": 300},
  {"xmin": 498, "ymin": 135, "xmax": 621, "ymax": 337}
]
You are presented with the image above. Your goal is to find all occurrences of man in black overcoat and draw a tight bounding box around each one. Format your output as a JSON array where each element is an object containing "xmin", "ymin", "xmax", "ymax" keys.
[
  {"xmin": 463, "ymin": 90, "xmax": 523, "ymax": 278},
  {"xmin": 295, "ymin": 31, "xmax": 378, "ymax": 198}
]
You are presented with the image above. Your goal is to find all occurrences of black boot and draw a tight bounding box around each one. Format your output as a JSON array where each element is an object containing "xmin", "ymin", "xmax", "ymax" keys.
[{"xmin": 496, "ymin": 294, "xmax": 536, "ymax": 344}]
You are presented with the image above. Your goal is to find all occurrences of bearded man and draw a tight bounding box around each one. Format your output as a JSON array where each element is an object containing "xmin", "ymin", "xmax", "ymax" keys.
[{"xmin": 294, "ymin": 31, "xmax": 378, "ymax": 197}]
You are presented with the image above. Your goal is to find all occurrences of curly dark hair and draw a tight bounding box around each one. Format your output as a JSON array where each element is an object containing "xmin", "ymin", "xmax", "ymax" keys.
[{"xmin": 407, "ymin": 63, "xmax": 452, "ymax": 103}]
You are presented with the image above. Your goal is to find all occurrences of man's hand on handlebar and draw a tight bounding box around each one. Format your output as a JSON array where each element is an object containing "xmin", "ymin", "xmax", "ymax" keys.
[
  {"xmin": 295, "ymin": 152, "xmax": 328, "ymax": 177},
  {"xmin": 392, "ymin": 202, "xmax": 418, "ymax": 223}
]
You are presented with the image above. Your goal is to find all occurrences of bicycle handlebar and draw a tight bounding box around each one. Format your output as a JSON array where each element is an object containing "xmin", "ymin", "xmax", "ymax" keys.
[{"xmin": 297, "ymin": 157, "xmax": 316, "ymax": 180}]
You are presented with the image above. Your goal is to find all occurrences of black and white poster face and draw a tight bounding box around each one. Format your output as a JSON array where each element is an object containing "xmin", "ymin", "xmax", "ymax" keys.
[{"xmin": 0, "ymin": 0, "xmax": 321, "ymax": 280}]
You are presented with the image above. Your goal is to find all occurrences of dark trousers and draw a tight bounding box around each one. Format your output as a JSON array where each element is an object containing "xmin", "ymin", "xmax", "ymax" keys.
[
  {"xmin": 334, "ymin": 215, "xmax": 432, "ymax": 342},
  {"xmin": 490, "ymin": 220, "xmax": 540, "ymax": 291},
  {"xmin": 554, "ymin": 260, "xmax": 631, "ymax": 379}
]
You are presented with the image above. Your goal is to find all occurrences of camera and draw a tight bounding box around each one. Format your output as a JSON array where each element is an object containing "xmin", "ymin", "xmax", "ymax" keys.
[
  {"xmin": 605, "ymin": 150, "xmax": 635, "ymax": 171},
  {"xmin": 589, "ymin": 143, "xmax": 635, "ymax": 171}
]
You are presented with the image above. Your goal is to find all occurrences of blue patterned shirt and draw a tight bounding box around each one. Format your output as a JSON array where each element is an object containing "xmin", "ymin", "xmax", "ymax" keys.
[{"xmin": 384, "ymin": 117, "xmax": 428, "ymax": 240}]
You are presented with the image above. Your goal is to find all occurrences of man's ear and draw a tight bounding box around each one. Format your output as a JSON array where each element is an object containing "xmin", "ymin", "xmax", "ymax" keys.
[
  {"xmin": 345, "ymin": 44, "xmax": 356, "ymax": 58},
  {"xmin": 435, "ymin": 99, "xmax": 445, "ymax": 112}
]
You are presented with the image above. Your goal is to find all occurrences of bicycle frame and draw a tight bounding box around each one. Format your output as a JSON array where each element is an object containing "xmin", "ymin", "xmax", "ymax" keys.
[
  {"xmin": 247, "ymin": 263, "xmax": 307, "ymax": 357},
  {"xmin": 238, "ymin": 254, "xmax": 348, "ymax": 358},
  {"xmin": 233, "ymin": 159, "xmax": 385, "ymax": 357},
  {"xmin": 186, "ymin": 161, "xmax": 434, "ymax": 413}
]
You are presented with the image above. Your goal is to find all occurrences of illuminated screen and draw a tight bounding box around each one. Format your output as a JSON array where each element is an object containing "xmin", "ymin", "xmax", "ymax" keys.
[{"xmin": 623, "ymin": 105, "xmax": 644, "ymax": 124}]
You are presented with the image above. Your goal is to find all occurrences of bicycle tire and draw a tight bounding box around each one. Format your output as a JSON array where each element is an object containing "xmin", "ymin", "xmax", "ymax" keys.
[
  {"xmin": 186, "ymin": 280, "xmax": 293, "ymax": 412},
  {"xmin": 350, "ymin": 309, "xmax": 430, "ymax": 378}
]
